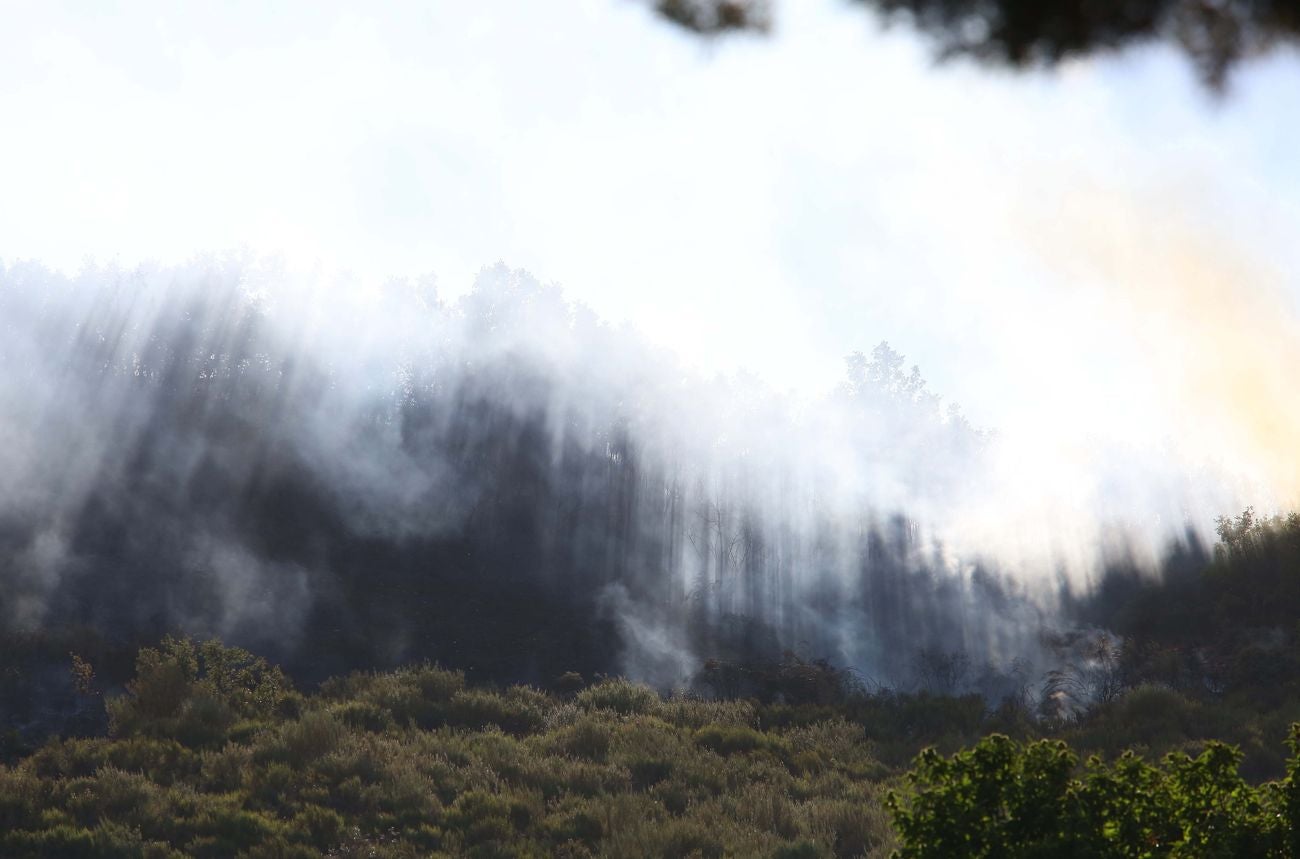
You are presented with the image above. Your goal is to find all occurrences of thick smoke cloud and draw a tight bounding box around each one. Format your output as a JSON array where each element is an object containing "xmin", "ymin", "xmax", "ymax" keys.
[
  {"xmin": 0, "ymin": 256, "xmax": 1235, "ymax": 720},
  {"xmin": 0, "ymin": 258, "xmax": 1047, "ymax": 686}
]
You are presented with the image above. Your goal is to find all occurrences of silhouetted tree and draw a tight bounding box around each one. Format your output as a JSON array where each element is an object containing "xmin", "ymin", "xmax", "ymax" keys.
[{"xmin": 653, "ymin": 0, "xmax": 1300, "ymax": 88}]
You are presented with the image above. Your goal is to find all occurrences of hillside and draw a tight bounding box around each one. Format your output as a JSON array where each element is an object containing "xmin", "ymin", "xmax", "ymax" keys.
[
  {"xmin": 1, "ymin": 638, "xmax": 901, "ymax": 858},
  {"xmin": 7, "ymin": 510, "xmax": 1300, "ymax": 856}
]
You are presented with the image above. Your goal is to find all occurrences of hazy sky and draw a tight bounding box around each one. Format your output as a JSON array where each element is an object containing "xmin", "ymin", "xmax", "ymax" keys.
[{"xmin": 2, "ymin": 0, "xmax": 1298, "ymax": 507}]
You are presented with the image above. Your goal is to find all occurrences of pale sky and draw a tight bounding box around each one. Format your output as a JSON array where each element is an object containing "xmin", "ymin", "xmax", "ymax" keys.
[{"xmin": 2, "ymin": 0, "xmax": 1299, "ymax": 510}]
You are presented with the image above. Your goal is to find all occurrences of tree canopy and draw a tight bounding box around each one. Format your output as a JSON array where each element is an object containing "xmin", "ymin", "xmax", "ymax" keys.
[{"xmin": 653, "ymin": 0, "xmax": 1300, "ymax": 88}]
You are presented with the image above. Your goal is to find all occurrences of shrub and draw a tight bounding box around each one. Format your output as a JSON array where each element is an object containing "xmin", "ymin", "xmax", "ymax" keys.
[
  {"xmin": 888, "ymin": 732, "xmax": 1292, "ymax": 857},
  {"xmin": 199, "ymin": 744, "xmax": 252, "ymax": 793},
  {"xmin": 445, "ymin": 790, "xmax": 516, "ymax": 846},
  {"xmin": 554, "ymin": 672, "xmax": 586, "ymax": 696},
  {"xmin": 807, "ymin": 797, "xmax": 891, "ymax": 859},
  {"xmin": 107, "ymin": 637, "xmax": 292, "ymax": 748},
  {"xmin": 772, "ymin": 841, "xmax": 829, "ymax": 859},
  {"xmin": 629, "ymin": 757, "xmax": 674, "ymax": 789},
  {"xmin": 291, "ymin": 804, "xmax": 346, "ymax": 848},
  {"xmin": 0, "ymin": 820, "xmax": 175, "ymax": 858},
  {"xmin": 653, "ymin": 817, "xmax": 725, "ymax": 858},
  {"xmin": 331, "ymin": 665, "xmax": 465, "ymax": 729},
  {"xmin": 188, "ymin": 806, "xmax": 285, "ymax": 855},
  {"xmin": 561, "ymin": 718, "xmax": 612, "ymax": 761},
  {"xmin": 28, "ymin": 737, "xmax": 108, "ymax": 779},
  {"xmin": 279, "ymin": 711, "xmax": 345, "ymax": 767},
  {"xmin": 576, "ymin": 679, "xmax": 660, "ymax": 716},
  {"xmin": 248, "ymin": 761, "xmax": 296, "ymax": 806},
  {"xmin": 0, "ymin": 766, "xmax": 43, "ymax": 830},
  {"xmin": 103, "ymin": 738, "xmax": 199, "ymax": 785},
  {"xmin": 446, "ymin": 690, "xmax": 545, "ymax": 736},
  {"xmin": 333, "ymin": 701, "xmax": 394, "ymax": 733},
  {"xmin": 407, "ymin": 664, "xmax": 466, "ymax": 704},
  {"xmin": 695, "ymin": 724, "xmax": 775, "ymax": 756},
  {"xmin": 65, "ymin": 767, "xmax": 156, "ymax": 827},
  {"xmin": 543, "ymin": 806, "xmax": 605, "ymax": 846}
]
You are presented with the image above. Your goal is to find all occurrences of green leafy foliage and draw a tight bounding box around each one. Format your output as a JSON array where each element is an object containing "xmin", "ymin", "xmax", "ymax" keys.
[
  {"xmin": 106, "ymin": 637, "xmax": 296, "ymax": 748},
  {"xmin": 888, "ymin": 732, "xmax": 1295, "ymax": 857}
]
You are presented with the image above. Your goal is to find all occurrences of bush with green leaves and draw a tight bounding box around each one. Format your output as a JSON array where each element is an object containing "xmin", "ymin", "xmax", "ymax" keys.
[
  {"xmin": 574, "ymin": 677, "xmax": 661, "ymax": 716},
  {"xmin": 887, "ymin": 728, "xmax": 1300, "ymax": 857},
  {"xmin": 106, "ymin": 637, "xmax": 296, "ymax": 748}
]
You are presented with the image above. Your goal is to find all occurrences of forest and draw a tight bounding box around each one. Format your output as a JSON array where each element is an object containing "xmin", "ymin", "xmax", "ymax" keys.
[{"xmin": 2, "ymin": 262, "xmax": 1300, "ymax": 855}]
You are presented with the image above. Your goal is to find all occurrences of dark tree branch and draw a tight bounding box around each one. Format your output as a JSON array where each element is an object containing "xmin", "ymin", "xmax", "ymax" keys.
[{"xmin": 651, "ymin": 0, "xmax": 1300, "ymax": 89}]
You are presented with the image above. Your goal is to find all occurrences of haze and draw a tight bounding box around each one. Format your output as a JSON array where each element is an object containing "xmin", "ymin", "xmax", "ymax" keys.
[{"xmin": 2, "ymin": 0, "xmax": 1298, "ymax": 559}]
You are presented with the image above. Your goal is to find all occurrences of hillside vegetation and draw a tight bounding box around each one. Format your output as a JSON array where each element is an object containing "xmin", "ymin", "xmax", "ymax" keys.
[
  {"xmin": 1, "ymin": 637, "xmax": 902, "ymax": 858},
  {"xmin": 7, "ymin": 512, "xmax": 1300, "ymax": 856}
]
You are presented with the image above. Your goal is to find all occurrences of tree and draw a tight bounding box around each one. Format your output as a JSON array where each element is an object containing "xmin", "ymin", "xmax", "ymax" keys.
[
  {"xmin": 652, "ymin": 0, "xmax": 1300, "ymax": 89},
  {"xmin": 888, "ymin": 731, "xmax": 1290, "ymax": 856}
]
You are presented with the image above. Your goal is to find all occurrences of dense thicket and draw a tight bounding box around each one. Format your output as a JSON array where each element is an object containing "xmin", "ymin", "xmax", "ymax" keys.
[{"xmin": 0, "ymin": 637, "xmax": 904, "ymax": 858}]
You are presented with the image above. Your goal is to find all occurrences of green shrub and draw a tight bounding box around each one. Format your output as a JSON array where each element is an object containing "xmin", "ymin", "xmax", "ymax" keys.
[
  {"xmin": 695, "ymin": 724, "xmax": 775, "ymax": 756},
  {"xmin": 653, "ymin": 779, "xmax": 692, "ymax": 815},
  {"xmin": 103, "ymin": 738, "xmax": 199, "ymax": 785},
  {"xmin": 279, "ymin": 710, "xmax": 345, "ymax": 767},
  {"xmin": 248, "ymin": 760, "xmax": 296, "ymax": 806},
  {"xmin": 334, "ymin": 701, "xmax": 395, "ymax": 733},
  {"xmin": 407, "ymin": 664, "xmax": 467, "ymax": 703},
  {"xmin": 107, "ymin": 637, "xmax": 292, "ymax": 748},
  {"xmin": 188, "ymin": 806, "xmax": 285, "ymax": 855},
  {"xmin": 170, "ymin": 693, "xmax": 235, "ymax": 749},
  {"xmin": 227, "ymin": 719, "xmax": 273, "ymax": 745},
  {"xmin": 561, "ymin": 718, "xmax": 612, "ymax": 761},
  {"xmin": 65, "ymin": 767, "xmax": 156, "ymax": 826},
  {"xmin": 543, "ymin": 806, "xmax": 605, "ymax": 846},
  {"xmin": 198, "ymin": 744, "xmax": 251, "ymax": 792},
  {"xmin": 628, "ymin": 757, "xmax": 674, "ymax": 789},
  {"xmin": 807, "ymin": 797, "xmax": 891, "ymax": 859},
  {"xmin": 331, "ymin": 663, "xmax": 467, "ymax": 729},
  {"xmin": 0, "ymin": 766, "xmax": 44, "ymax": 830},
  {"xmin": 575, "ymin": 679, "xmax": 660, "ymax": 716},
  {"xmin": 291, "ymin": 804, "xmax": 346, "ymax": 848},
  {"xmin": 0, "ymin": 821, "xmax": 147, "ymax": 858},
  {"xmin": 887, "ymin": 731, "xmax": 1294, "ymax": 857},
  {"xmin": 554, "ymin": 672, "xmax": 586, "ymax": 696},
  {"xmin": 239, "ymin": 838, "xmax": 319, "ymax": 859},
  {"xmin": 653, "ymin": 817, "xmax": 725, "ymax": 858},
  {"xmin": 372, "ymin": 757, "xmax": 439, "ymax": 823},
  {"xmin": 447, "ymin": 690, "xmax": 545, "ymax": 736},
  {"xmin": 445, "ymin": 790, "xmax": 516, "ymax": 847},
  {"xmin": 772, "ymin": 840, "xmax": 829, "ymax": 859}
]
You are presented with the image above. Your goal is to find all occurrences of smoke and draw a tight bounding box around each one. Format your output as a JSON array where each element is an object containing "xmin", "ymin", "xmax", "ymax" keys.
[
  {"xmin": 0, "ymin": 252, "xmax": 1264, "ymax": 700},
  {"xmin": 1022, "ymin": 179, "xmax": 1300, "ymax": 510}
]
